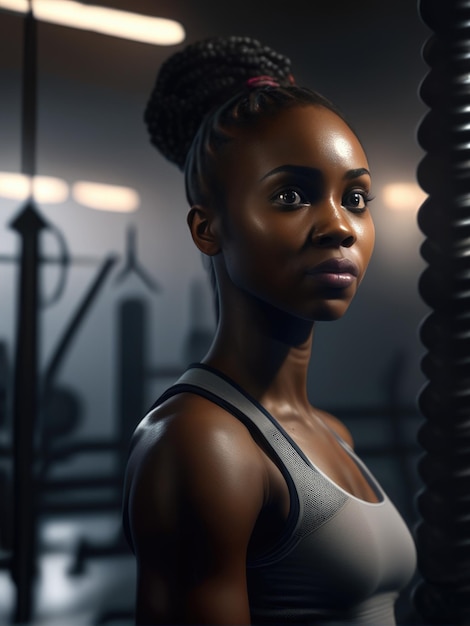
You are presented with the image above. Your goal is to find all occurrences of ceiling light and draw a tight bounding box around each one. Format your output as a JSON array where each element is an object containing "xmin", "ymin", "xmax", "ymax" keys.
[
  {"xmin": 0, "ymin": 172, "xmax": 69, "ymax": 203},
  {"xmin": 72, "ymin": 181, "xmax": 140, "ymax": 212},
  {"xmin": 0, "ymin": 0, "xmax": 28, "ymax": 11},
  {"xmin": 382, "ymin": 182, "xmax": 427, "ymax": 211},
  {"xmin": 0, "ymin": 0, "xmax": 185, "ymax": 46}
]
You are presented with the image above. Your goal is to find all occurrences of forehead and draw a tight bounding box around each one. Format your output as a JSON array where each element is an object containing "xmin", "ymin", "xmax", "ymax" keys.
[{"xmin": 220, "ymin": 105, "xmax": 368, "ymax": 184}]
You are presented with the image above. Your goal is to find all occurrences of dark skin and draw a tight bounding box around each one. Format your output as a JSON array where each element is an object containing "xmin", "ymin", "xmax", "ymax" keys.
[{"xmin": 123, "ymin": 104, "xmax": 376, "ymax": 625}]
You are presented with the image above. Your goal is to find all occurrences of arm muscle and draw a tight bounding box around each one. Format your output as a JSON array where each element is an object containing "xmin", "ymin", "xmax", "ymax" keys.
[{"xmin": 126, "ymin": 398, "xmax": 266, "ymax": 625}]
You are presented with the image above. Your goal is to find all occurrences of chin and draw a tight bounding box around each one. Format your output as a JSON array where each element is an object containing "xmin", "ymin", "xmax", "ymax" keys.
[
  {"xmin": 307, "ymin": 301, "xmax": 353, "ymax": 322},
  {"xmin": 315, "ymin": 312, "xmax": 347, "ymax": 322}
]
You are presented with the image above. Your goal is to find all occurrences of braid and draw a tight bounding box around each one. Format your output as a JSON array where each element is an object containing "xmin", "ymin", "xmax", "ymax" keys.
[
  {"xmin": 144, "ymin": 36, "xmax": 293, "ymax": 169},
  {"xmin": 144, "ymin": 35, "xmax": 350, "ymax": 324}
]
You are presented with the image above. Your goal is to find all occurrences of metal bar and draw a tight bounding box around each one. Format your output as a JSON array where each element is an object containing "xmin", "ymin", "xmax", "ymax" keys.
[
  {"xmin": 21, "ymin": 6, "xmax": 36, "ymax": 180},
  {"xmin": 118, "ymin": 299, "xmax": 146, "ymax": 469},
  {"xmin": 9, "ymin": 204, "xmax": 46, "ymax": 625},
  {"xmin": 42, "ymin": 255, "xmax": 118, "ymax": 391}
]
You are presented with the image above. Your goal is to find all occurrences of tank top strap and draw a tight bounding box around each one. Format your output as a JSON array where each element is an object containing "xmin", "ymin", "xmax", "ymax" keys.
[
  {"xmin": 163, "ymin": 363, "xmax": 296, "ymax": 442},
  {"xmin": 154, "ymin": 363, "xmax": 349, "ymax": 564}
]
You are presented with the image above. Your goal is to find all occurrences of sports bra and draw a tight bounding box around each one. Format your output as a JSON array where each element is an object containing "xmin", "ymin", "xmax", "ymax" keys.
[{"xmin": 154, "ymin": 364, "xmax": 417, "ymax": 625}]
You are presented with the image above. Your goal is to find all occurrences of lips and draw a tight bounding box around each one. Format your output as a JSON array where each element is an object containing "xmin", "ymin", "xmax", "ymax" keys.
[{"xmin": 306, "ymin": 257, "xmax": 359, "ymax": 288}]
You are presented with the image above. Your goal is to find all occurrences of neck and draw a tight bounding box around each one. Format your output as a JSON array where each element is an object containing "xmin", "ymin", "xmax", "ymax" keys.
[{"xmin": 203, "ymin": 292, "xmax": 315, "ymax": 411}]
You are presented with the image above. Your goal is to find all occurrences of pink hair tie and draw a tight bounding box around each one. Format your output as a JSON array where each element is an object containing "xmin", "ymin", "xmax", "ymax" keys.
[{"xmin": 246, "ymin": 75, "xmax": 280, "ymax": 88}]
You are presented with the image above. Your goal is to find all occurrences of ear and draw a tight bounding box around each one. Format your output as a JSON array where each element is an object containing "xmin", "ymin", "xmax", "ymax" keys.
[{"xmin": 187, "ymin": 205, "xmax": 221, "ymax": 256}]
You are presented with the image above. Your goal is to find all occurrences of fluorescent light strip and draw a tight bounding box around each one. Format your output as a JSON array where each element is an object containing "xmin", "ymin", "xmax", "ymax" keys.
[
  {"xmin": 0, "ymin": 0, "xmax": 28, "ymax": 10},
  {"xmin": 72, "ymin": 180, "xmax": 140, "ymax": 212},
  {"xmin": 0, "ymin": 0, "xmax": 185, "ymax": 46},
  {"xmin": 0, "ymin": 172, "xmax": 69, "ymax": 203},
  {"xmin": 0, "ymin": 172, "xmax": 140, "ymax": 212}
]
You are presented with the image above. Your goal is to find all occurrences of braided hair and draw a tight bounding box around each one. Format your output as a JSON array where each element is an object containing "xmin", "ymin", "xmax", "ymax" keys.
[
  {"xmin": 144, "ymin": 36, "xmax": 344, "ymax": 207},
  {"xmin": 145, "ymin": 36, "xmax": 347, "ymax": 321}
]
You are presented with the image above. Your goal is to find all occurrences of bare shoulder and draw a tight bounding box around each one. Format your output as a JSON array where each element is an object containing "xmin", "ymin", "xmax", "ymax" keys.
[
  {"xmin": 125, "ymin": 391, "xmax": 268, "ymax": 539},
  {"xmin": 123, "ymin": 391, "xmax": 268, "ymax": 623},
  {"xmin": 317, "ymin": 407, "xmax": 355, "ymax": 448},
  {"xmin": 128, "ymin": 390, "xmax": 267, "ymax": 477}
]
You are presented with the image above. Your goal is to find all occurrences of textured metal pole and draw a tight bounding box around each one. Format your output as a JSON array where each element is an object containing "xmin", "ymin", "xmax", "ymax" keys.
[{"xmin": 415, "ymin": 0, "xmax": 470, "ymax": 623}]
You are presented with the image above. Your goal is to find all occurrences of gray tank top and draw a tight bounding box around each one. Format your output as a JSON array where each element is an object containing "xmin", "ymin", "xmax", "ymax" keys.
[{"xmin": 156, "ymin": 364, "xmax": 417, "ymax": 625}]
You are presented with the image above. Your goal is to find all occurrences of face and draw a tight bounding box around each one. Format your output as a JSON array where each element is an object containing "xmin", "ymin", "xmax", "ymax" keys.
[{"xmin": 213, "ymin": 104, "xmax": 375, "ymax": 322}]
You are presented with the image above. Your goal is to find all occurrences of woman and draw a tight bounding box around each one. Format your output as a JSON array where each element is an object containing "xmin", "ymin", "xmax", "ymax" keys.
[{"xmin": 123, "ymin": 36, "xmax": 416, "ymax": 625}]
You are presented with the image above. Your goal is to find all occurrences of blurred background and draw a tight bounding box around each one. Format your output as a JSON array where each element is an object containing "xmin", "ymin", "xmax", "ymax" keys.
[{"xmin": 0, "ymin": 1, "xmax": 430, "ymax": 624}]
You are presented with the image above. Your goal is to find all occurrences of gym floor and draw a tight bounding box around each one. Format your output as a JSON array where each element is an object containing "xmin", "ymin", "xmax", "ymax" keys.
[{"xmin": 0, "ymin": 513, "xmax": 135, "ymax": 626}]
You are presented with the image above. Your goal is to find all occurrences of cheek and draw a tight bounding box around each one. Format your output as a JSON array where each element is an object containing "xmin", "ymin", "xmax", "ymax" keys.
[
  {"xmin": 224, "ymin": 204, "xmax": 291, "ymax": 259},
  {"xmin": 365, "ymin": 218, "xmax": 376, "ymax": 257},
  {"xmin": 223, "ymin": 219, "xmax": 295, "ymax": 289},
  {"xmin": 355, "ymin": 217, "xmax": 375, "ymax": 272},
  {"xmin": 354, "ymin": 211, "xmax": 374, "ymax": 241}
]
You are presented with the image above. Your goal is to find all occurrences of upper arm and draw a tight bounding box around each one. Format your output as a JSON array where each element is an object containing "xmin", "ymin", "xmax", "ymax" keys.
[{"xmin": 126, "ymin": 398, "xmax": 266, "ymax": 625}]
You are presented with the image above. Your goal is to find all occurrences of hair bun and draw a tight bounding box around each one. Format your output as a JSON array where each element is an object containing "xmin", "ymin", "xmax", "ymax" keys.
[{"xmin": 144, "ymin": 36, "xmax": 293, "ymax": 169}]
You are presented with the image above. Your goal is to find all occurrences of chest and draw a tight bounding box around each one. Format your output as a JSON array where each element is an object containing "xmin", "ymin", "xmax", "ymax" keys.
[
  {"xmin": 270, "ymin": 415, "xmax": 381, "ymax": 505},
  {"xmin": 249, "ymin": 417, "xmax": 382, "ymax": 558}
]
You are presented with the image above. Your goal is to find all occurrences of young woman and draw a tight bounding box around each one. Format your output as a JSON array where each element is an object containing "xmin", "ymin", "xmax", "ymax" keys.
[{"xmin": 123, "ymin": 36, "xmax": 417, "ymax": 625}]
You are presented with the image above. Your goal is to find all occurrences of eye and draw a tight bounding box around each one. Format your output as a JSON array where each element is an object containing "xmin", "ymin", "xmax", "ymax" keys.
[
  {"xmin": 342, "ymin": 189, "xmax": 373, "ymax": 213},
  {"xmin": 272, "ymin": 188, "xmax": 308, "ymax": 208}
]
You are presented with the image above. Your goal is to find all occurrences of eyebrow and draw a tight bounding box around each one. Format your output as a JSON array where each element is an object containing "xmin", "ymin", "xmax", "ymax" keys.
[
  {"xmin": 259, "ymin": 164, "xmax": 371, "ymax": 181},
  {"xmin": 343, "ymin": 167, "xmax": 371, "ymax": 180}
]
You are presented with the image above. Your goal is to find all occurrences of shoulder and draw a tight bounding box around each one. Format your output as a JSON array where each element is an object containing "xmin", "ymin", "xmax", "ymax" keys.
[
  {"xmin": 124, "ymin": 391, "xmax": 268, "ymax": 547},
  {"xmin": 317, "ymin": 408, "xmax": 355, "ymax": 448},
  {"xmin": 124, "ymin": 391, "xmax": 267, "ymax": 624},
  {"xmin": 130, "ymin": 391, "xmax": 268, "ymax": 476}
]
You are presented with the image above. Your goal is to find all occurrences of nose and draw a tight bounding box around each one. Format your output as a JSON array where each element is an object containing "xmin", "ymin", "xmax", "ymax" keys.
[{"xmin": 310, "ymin": 202, "xmax": 356, "ymax": 248}]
